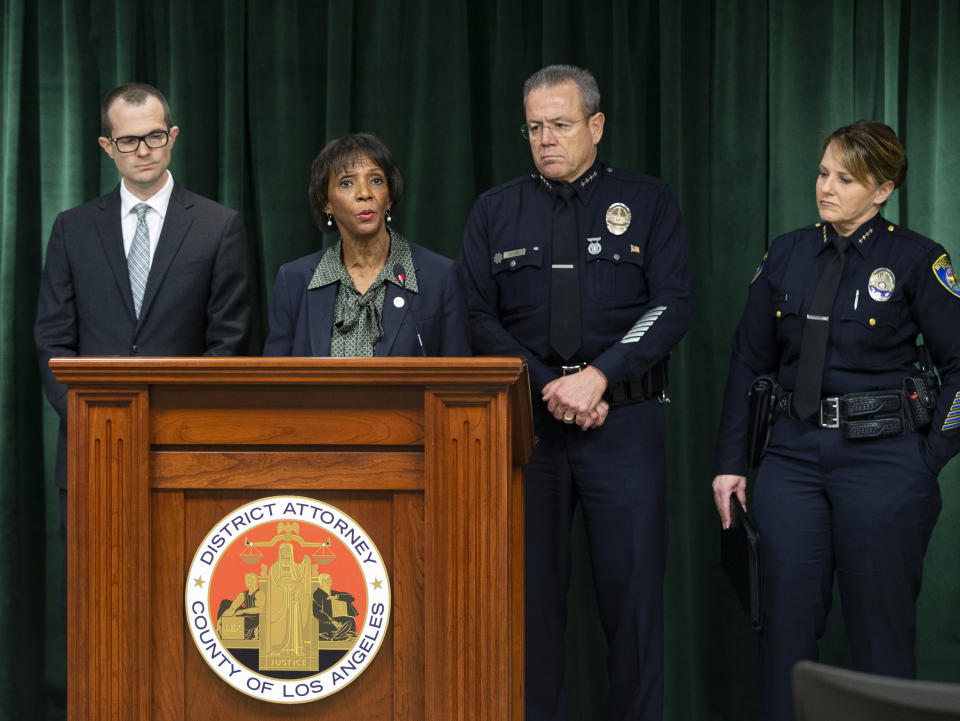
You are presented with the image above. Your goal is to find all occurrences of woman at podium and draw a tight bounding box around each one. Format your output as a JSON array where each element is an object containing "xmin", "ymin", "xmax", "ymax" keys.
[{"xmin": 263, "ymin": 133, "xmax": 469, "ymax": 356}]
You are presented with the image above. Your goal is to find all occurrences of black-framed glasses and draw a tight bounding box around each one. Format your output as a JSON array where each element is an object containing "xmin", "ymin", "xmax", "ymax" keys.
[
  {"xmin": 520, "ymin": 116, "xmax": 591, "ymax": 140},
  {"xmin": 109, "ymin": 130, "xmax": 171, "ymax": 153}
]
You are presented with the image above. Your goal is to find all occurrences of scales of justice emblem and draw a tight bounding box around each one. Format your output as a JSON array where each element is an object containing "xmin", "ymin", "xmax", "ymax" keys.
[{"xmin": 185, "ymin": 496, "xmax": 391, "ymax": 704}]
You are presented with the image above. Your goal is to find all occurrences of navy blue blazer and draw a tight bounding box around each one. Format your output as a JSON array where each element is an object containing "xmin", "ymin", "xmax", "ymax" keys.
[
  {"xmin": 263, "ymin": 241, "xmax": 470, "ymax": 357},
  {"xmin": 34, "ymin": 181, "xmax": 252, "ymax": 488}
]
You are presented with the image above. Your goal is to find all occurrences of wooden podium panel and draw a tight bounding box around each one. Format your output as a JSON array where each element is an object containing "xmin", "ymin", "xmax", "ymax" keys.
[{"xmin": 51, "ymin": 358, "xmax": 532, "ymax": 721}]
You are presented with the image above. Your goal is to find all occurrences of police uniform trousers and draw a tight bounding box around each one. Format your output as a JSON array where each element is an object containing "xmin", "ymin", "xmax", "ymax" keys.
[
  {"xmin": 524, "ymin": 396, "xmax": 667, "ymax": 721},
  {"xmin": 753, "ymin": 416, "xmax": 942, "ymax": 721}
]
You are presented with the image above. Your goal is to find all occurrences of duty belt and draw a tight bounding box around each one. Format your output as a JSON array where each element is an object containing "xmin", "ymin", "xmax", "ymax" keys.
[
  {"xmin": 778, "ymin": 389, "xmax": 907, "ymax": 439},
  {"xmin": 549, "ymin": 359, "xmax": 669, "ymax": 405}
]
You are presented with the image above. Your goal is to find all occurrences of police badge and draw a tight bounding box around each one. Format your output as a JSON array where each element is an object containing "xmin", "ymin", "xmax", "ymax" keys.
[
  {"xmin": 868, "ymin": 267, "xmax": 895, "ymax": 302},
  {"xmin": 605, "ymin": 203, "xmax": 631, "ymax": 235}
]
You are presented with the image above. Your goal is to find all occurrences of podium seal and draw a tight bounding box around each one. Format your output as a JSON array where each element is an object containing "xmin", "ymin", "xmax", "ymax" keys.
[{"xmin": 184, "ymin": 496, "xmax": 391, "ymax": 703}]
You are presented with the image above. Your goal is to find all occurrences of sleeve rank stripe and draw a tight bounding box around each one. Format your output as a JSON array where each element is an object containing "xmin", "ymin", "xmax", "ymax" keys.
[
  {"xmin": 942, "ymin": 393, "xmax": 960, "ymax": 431},
  {"xmin": 620, "ymin": 306, "xmax": 667, "ymax": 344}
]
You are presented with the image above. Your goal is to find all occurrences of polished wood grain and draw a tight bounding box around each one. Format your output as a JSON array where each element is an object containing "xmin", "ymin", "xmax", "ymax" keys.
[
  {"xmin": 423, "ymin": 389, "xmax": 523, "ymax": 721},
  {"xmin": 509, "ymin": 464, "xmax": 525, "ymax": 711},
  {"xmin": 51, "ymin": 356, "xmax": 531, "ymax": 388},
  {"xmin": 150, "ymin": 386, "xmax": 425, "ymax": 446},
  {"xmin": 152, "ymin": 490, "xmax": 185, "ymax": 720},
  {"xmin": 151, "ymin": 451, "xmax": 425, "ymax": 489},
  {"xmin": 68, "ymin": 391, "xmax": 151, "ymax": 721},
  {"xmin": 55, "ymin": 358, "xmax": 531, "ymax": 721},
  {"xmin": 391, "ymin": 492, "xmax": 425, "ymax": 719}
]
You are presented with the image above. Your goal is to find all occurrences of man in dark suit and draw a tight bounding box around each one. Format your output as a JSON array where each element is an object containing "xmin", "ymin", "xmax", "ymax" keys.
[{"xmin": 34, "ymin": 82, "xmax": 252, "ymax": 530}]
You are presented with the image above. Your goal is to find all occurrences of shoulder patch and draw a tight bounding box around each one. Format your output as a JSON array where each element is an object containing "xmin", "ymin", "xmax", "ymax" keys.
[
  {"xmin": 932, "ymin": 253, "xmax": 960, "ymax": 298},
  {"xmin": 751, "ymin": 252, "xmax": 768, "ymax": 284},
  {"xmin": 942, "ymin": 391, "xmax": 960, "ymax": 431}
]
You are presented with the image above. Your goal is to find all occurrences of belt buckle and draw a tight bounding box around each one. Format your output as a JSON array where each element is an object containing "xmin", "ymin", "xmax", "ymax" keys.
[
  {"xmin": 820, "ymin": 397, "xmax": 840, "ymax": 428},
  {"xmin": 561, "ymin": 363, "xmax": 586, "ymax": 376}
]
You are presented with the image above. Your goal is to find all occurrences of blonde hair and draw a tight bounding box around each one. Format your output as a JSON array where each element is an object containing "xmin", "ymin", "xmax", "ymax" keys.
[{"xmin": 820, "ymin": 120, "xmax": 907, "ymax": 189}]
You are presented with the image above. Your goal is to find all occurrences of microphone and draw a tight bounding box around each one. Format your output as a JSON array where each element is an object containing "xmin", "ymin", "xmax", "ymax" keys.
[{"xmin": 393, "ymin": 263, "xmax": 425, "ymax": 356}]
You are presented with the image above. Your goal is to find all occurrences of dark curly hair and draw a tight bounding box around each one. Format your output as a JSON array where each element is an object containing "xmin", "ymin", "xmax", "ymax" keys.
[{"xmin": 308, "ymin": 133, "xmax": 404, "ymax": 233}]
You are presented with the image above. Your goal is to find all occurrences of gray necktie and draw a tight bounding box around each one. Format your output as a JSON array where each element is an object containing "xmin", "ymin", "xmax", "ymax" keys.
[{"xmin": 128, "ymin": 203, "xmax": 151, "ymax": 318}]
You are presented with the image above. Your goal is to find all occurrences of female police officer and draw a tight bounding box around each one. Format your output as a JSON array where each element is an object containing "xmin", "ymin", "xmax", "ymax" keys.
[{"xmin": 712, "ymin": 121, "xmax": 960, "ymax": 721}]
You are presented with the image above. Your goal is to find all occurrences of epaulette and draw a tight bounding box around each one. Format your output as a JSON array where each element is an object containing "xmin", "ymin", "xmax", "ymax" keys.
[
  {"xmin": 878, "ymin": 221, "xmax": 938, "ymax": 252},
  {"xmin": 477, "ymin": 173, "xmax": 541, "ymax": 201},
  {"xmin": 600, "ymin": 165, "xmax": 669, "ymax": 190}
]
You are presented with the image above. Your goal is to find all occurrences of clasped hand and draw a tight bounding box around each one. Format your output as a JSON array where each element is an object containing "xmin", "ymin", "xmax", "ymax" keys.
[{"xmin": 542, "ymin": 365, "xmax": 609, "ymax": 430}]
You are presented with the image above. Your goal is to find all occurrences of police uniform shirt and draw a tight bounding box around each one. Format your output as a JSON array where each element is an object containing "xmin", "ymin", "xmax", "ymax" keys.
[
  {"xmin": 459, "ymin": 160, "xmax": 692, "ymax": 393},
  {"xmin": 714, "ymin": 214, "xmax": 960, "ymax": 476}
]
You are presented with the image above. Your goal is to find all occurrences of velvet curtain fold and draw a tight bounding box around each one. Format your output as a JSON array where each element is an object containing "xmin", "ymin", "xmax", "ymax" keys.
[{"xmin": 2, "ymin": 1, "xmax": 958, "ymax": 718}]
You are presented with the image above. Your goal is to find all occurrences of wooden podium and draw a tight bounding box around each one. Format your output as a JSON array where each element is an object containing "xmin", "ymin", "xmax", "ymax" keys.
[{"xmin": 50, "ymin": 357, "xmax": 533, "ymax": 721}]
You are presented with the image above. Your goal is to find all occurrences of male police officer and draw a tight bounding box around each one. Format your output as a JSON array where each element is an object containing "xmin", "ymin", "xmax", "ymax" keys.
[{"xmin": 459, "ymin": 65, "xmax": 691, "ymax": 720}]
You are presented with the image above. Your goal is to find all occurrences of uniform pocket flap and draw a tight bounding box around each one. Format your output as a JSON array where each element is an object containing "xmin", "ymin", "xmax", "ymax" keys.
[
  {"xmin": 490, "ymin": 246, "xmax": 544, "ymax": 275},
  {"xmin": 840, "ymin": 303, "xmax": 901, "ymax": 329},
  {"xmin": 773, "ymin": 292, "xmax": 803, "ymax": 318}
]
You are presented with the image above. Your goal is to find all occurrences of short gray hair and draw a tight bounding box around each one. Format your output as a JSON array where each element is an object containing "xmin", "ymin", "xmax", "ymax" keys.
[{"xmin": 522, "ymin": 65, "xmax": 600, "ymax": 115}]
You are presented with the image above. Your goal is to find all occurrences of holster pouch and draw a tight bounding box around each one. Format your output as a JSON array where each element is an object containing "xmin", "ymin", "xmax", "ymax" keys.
[
  {"xmin": 746, "ymin": 375, "xmax": 778, "ymax": 469},
  {"xmin": 904, "ymin": 345, "xmax": 940, "ymax": 432},
  {"xmin": 903, "ymin": 376, "xmax": 934, "ymax": 431}
]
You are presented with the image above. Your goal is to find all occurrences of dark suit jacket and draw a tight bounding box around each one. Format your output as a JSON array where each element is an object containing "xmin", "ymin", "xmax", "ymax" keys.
[
  {"xmin": 34, "ymin": 181, "xmax": 252, "ymax": 488},
  {"xmin": 263, "ymin": 241, "xmax": 469, "ymax": 357}
]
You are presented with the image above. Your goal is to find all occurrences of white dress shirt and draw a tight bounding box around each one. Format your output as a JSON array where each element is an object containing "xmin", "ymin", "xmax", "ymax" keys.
[{"xmin": 119, "ymin": 171, "xmax": 175, "ymax": 264}]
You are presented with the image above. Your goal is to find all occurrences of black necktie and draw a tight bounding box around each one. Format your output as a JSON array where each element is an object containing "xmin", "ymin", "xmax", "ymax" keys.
[
  {"xmin": 549, "ymin": 184, "xmax": 581, "ymax": 360},
  {"xmin": 792, "ymin": 234, "xmax": 851, "ymax": 420}
]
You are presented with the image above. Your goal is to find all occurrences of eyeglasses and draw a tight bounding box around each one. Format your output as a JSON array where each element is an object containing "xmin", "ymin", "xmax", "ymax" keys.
[
  {"xmin": 109, "ymin": 130, "xmax": 171, "ymax": 153},
  {"xmin": 520, "ymin": 116, "xmax": 591, "ymax": 140}
]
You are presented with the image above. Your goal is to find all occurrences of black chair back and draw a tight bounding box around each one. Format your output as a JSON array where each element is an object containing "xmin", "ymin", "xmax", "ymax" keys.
[{"xmin": 793, "ymin": 661, "xmax": 960, "ymax": 721}]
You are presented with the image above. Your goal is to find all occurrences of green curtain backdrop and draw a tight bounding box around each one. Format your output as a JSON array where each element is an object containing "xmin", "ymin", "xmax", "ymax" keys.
[{"xmin": 2, "ymin": 1, "xmax": 959, "ymax": 719}]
